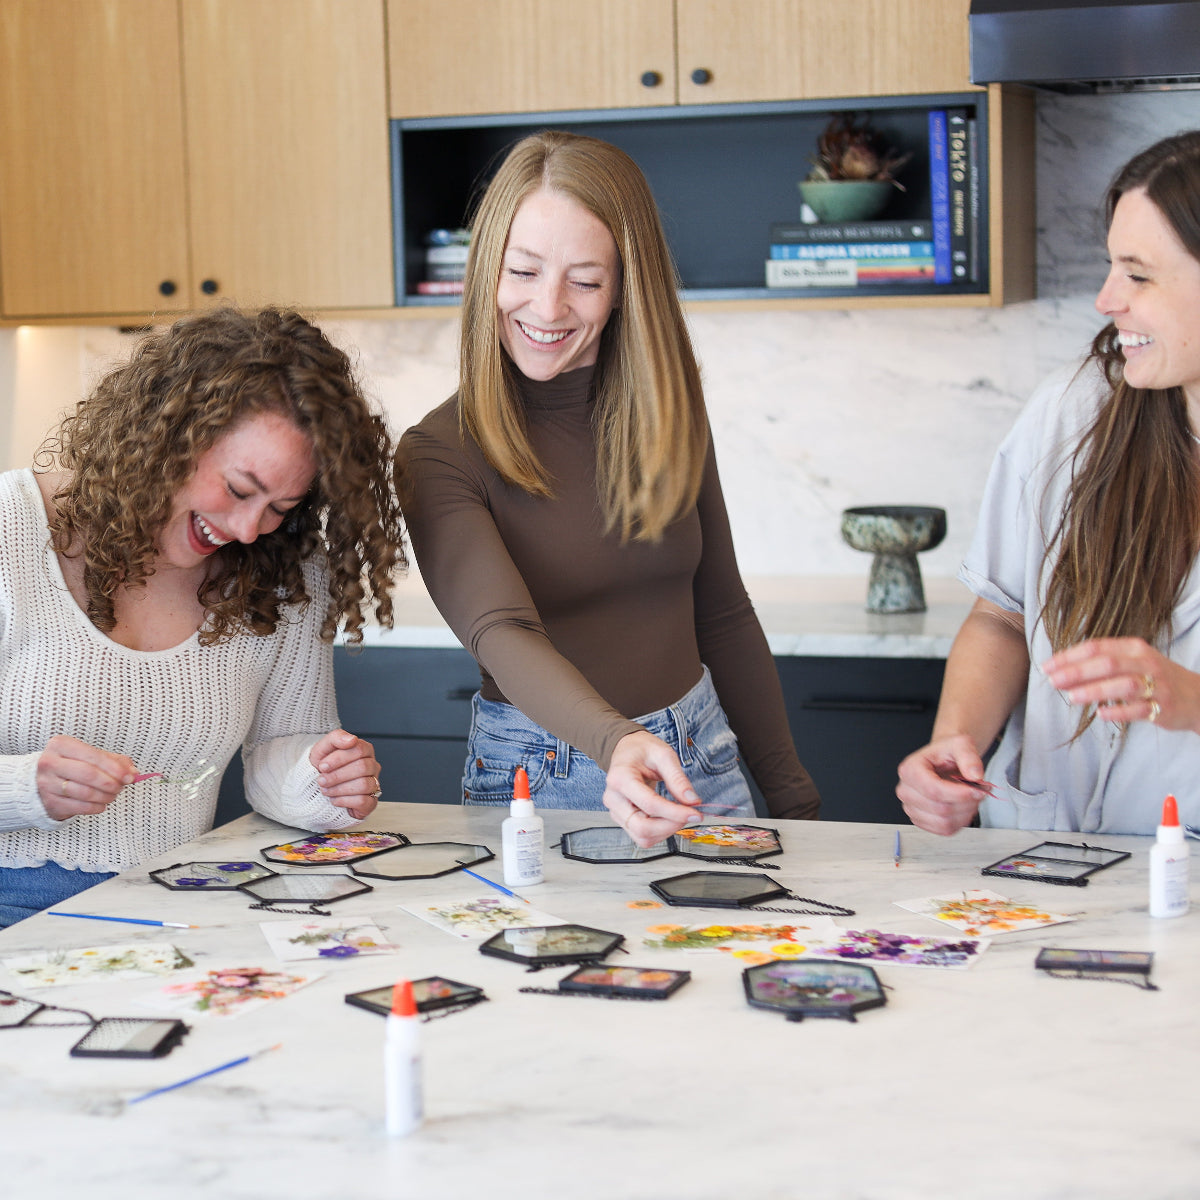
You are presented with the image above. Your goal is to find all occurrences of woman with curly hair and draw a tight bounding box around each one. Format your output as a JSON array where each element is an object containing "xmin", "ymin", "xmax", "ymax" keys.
[
  {"xmin": 0, "ymin": 306, "xmax": 404, "ymax": 925},
  {"xmin": 398, "ymin": 131, "xmax": 819, "ymax": 848},
  {"xmin": 897, "ymin": 130, "xmax": 1200, "ymax": 837}
]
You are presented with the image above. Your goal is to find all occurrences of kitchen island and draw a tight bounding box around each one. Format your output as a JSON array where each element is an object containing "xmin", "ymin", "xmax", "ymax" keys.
[{"xmin": 0, "ymin": 802, "xmax": 1191, "ymax": 1200}]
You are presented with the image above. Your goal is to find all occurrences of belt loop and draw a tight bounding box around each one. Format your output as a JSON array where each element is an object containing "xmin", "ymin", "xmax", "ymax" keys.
[
  {"xmin": 553, "ymin": 739, "xmax": 570, "ymax": 778},
  {"xmin": 670, "ymin": 704, "xmax": 692, "ymax": 767}
]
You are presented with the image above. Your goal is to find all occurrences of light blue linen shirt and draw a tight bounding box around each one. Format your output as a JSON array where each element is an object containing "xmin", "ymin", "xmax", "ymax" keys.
[{"xmin": 960, "ymin": 358, "xmax": 1200, "ymax": 835}]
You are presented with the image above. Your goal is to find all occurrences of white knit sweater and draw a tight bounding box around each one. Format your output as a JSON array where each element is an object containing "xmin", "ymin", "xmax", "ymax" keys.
[{"xmin": 0, "ymin": 469, "xmax": 359, "ymax": 873}]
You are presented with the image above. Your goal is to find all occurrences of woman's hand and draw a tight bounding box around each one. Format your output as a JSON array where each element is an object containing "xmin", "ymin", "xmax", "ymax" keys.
[
  {"xmin": 310, "ymin": 730, "xmax": 382, "ymax": 821},
  {"xmin": 36, "ymin": 735, "xmax": 137, "ymax": 822},
  {"xmin": 1042, "ymin": 637, "xmax": 1200, "ymax": 732},
  {"xmin": 896, "ymin": 734, "xmax": 994, "ymax": 837},
  {"xmin": 601, "ymin": 730, "xmax": 704, "ymax": 848}
]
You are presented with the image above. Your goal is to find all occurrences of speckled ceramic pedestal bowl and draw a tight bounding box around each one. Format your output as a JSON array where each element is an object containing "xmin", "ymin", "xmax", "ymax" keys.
[{"xmin": 840, "ymin": 505, "xmax": 947, "ymax": 614}]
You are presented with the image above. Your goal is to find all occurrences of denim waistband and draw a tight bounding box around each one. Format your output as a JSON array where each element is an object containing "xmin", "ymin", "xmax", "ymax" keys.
[{"xmin": 471, "ymin": 667, "xmax": 718, "ymax": 774}]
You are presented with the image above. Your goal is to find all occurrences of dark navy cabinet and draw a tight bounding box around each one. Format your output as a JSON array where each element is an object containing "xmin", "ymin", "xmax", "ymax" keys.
[{"xmin": 216, "ymin": 646, "xmax": 942, "ymax": 827}]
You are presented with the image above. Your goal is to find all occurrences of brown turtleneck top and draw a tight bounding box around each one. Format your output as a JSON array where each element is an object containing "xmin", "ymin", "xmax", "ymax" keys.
[{"xmin": 396, "ymin": 365, "xmax": 819, "ymax": 820}]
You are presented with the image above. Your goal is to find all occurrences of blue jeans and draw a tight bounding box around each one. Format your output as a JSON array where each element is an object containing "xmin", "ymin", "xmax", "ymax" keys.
[
  {"xmin": 0, "ymin": 863, "xmax": 116, "ymax": 929},
  {"xmin": 461, "ymin": 667, "xmax": 756, "ymax": 815}
]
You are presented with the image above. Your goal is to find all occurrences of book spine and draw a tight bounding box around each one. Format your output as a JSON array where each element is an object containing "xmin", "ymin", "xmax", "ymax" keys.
[
  {"xmin": 764, "ymin": 259, "xmax": 937, "ymax": 287},
  {"xmin": 947, "ymin": 109, "xmax": 972, "ymax": 282},
  {"xmin": 413, "ymin": 279, "xmax": 464, "ymax": 296},
  {"xmin": 765, "ymin": 259, "xmax": 856, "ymax": 287},
  {"xmin": 927, "ymin": 110, "xmax": 953, "ymax": 285},
  {"xmin": 770, "ymin": 219, "xmax": 933, "ymax": 243},
  {"xmin": 769, "ymin": 241, "xmax": 934, "ymax": 260},
  {"xmin": 967, "ymin": 116, "xmax": 981, "ymax": 283}
]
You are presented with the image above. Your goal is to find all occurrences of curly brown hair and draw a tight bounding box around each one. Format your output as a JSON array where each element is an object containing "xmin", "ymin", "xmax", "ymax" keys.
[{"xmin": 37, "ymin": 306, "xmax": 405, "ymax": 646}]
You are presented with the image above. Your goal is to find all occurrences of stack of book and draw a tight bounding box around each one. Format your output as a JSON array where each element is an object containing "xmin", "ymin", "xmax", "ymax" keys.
[
  {"xmin": 765, "ymin": 107, "xmax": 979, "ymax": 291},
  {"xmin": 414, "ymin": 229, "xmax": 470, "ymax": 296}
]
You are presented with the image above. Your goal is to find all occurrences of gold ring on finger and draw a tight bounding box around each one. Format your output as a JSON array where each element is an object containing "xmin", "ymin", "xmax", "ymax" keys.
[
  {"xmin": 1148, "ymin": 699, "xmax": 1161, "ymax": 724},
  {"xmin": 1141, "ymin": 674, "xmax": 1156, "ymax": 700},
  {"xmin": 61, "ymin": 779, "xmax": 69, "ymax": 796}
]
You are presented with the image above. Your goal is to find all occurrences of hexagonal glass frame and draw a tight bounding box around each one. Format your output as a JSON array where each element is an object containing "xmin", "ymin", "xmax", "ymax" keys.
[
  {"xmin": 479, "ymin": 924, "xmax": 625, "ymax": 970},
  {"xmin": 743, "ymin": 959, "xmax": 887, "ymax": 1022},
  {"xmin": 669, "ymin": 823, "xmax": 782, "ymax": 862},
  {"xmin": 260, "ymin": 831, "xmax": 408, "ymax": 866},
  {"xmin": 237, "ymin": 873, "xmax": 373, "ymax": 907},
  {"xmin": 350, "ymin": 841, "xmax": 495, "ymax": 881},
  {"xmin": 149, "ymin": 860, "xmax": 279, "ymax": 891},
  {"xmin": 559, "ymin": 826, "xmax": 675, "ymax": 864},
  {"xmin": 650, "ymin": 870, "xmax": 789, "ymax": 908}
]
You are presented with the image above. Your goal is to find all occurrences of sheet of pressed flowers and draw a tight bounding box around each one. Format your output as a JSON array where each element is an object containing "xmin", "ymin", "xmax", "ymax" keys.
[
  {"xmin": 138, "ymin": 966, "xmax": 321, "ymax": 1018},
  {"xmin": 796, "ymin": 927, "xmax": 990, "ymax": 969},
  {"xmin": 1, "ymin": 942, "xmax": 192, "ymax": 988},
  {"xmin": 893, "ymin": 889, "xmax": 1078, "ymax": 936},
  {"xmin": 399, "ymin": 895, "xmax": 569, "ymax": 941},
  {"xmin": 640, "ymin": 916, "xmax": 841, "ymax": 964},
  {"xmin": 259, "ymin": 918, "xmax": 396, "ymax": 962}
]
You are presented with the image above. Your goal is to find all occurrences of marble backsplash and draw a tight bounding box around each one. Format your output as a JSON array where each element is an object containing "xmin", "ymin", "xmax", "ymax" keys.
[{"xmin": 6, "ymin": 90, "xmax": 1196, "ymax": 583}]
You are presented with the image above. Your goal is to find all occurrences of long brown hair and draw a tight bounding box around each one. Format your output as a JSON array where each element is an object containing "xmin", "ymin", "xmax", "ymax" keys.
[
  {"xmin": 39, "ymin": 306, "xmax": 404, "ymax": 646},
  {"xmin": 1042, "ymin": 132, "xmax": 1200, "ymax": 733},
  {"xmin": 457, "ymin": 130, "xmax": 707, "ymax": 542}
]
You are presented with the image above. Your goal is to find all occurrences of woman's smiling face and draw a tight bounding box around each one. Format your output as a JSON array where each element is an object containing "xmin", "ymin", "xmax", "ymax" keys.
[
  {"xmin": 495, "ymin": 188, "xmax": 621, "ymax": 382},
  {"xmin": 157, "ymin": 410, "xmax": 317, "ymax": 570},
  {"xmin": 1095, "ymin": 186, "xmax": 1200, "ymax": 413}
]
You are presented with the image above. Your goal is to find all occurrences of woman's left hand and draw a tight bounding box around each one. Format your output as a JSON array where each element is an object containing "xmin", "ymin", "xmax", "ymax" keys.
[
  {"xmin": 1042, "ymin": 637, "xmax": 1200, "ymax": 732},
  {"xmin": 309, "ymin": 729, "xmax": 382, "ymax": 820}
]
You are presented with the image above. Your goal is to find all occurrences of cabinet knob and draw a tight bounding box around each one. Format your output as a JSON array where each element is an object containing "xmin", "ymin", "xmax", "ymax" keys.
[
  {"xmin": 200, "ymin": 279, "xmax": 219, "ymax": 295},
  {"xmin": 690, "ymin": 68, "xmax": 712, "ymax": 85},
  {"xmin": 158, "ymin": 280, "xmax": 177, "ymax": 297},
  {"xmin": 640, "ymin": 70, "xmax": 662, "ymax": 88}
]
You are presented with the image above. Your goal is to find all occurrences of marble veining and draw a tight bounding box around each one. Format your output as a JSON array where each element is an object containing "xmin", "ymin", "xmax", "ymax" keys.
[{"xmin": 1, "ymin": 804, "xmax": 1194, "ymax": 1200}]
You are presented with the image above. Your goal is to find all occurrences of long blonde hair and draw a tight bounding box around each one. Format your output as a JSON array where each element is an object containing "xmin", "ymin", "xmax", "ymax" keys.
[
  {"xmin": 1042, "ymin": 132, "xmax": 1200, "ymax": 732},
  {"xmin": 458, "ymin": 130, "xmax": 707, "ymax": 542}
]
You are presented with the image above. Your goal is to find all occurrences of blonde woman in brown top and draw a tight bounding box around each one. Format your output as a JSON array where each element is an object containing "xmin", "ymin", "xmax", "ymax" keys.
[{"xmin": 398, "ymin": 131, "xmax": 819, "ymax": 847}]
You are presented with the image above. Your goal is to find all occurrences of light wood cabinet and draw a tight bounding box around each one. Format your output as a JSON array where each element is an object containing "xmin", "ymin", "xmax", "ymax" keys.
[
  {"xmin": 0, "ymin": 0, "xmax": 394, "ymax": 320},
  {"xmin": 676, "ymin": 0, "xmax": 976, "ymax": 105},
  {"xmin": 386, "ymin": 0, "xmax": 677, "ymax": 118},
  {"xmin": 386, "ymin": 0, "xmax": 975, "ymax": 119},
  {"xmin": 0, "ymin": 0, "xmax": 191, "ymax": 318}
]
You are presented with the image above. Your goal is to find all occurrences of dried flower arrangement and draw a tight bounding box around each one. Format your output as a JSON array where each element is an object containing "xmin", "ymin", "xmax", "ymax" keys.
[{"xmin": 805, "ymin": 113, "xmax": 912, "ymax": 190}]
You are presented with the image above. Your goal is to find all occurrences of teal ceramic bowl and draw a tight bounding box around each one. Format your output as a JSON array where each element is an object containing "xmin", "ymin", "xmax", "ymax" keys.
[{"xmin": 797, "ymin": 179, "xmax": 894, "ymax": 223}]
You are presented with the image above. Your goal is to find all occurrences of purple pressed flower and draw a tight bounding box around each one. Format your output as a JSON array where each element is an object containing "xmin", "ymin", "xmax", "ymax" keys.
[
  {"xmin": 218, "ymin": 862, "xmax": 254, "ymax": 872},
  {"xmin": 318, "ymin": 945, "xmax": 360, "ymax": 958},
  {"xmin": 177, "ymin": 878, "xmax": 213, "ymax": 887}
]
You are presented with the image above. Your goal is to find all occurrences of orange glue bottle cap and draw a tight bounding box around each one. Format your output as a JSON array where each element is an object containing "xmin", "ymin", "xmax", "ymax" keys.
[
  {"xmin": 513, "ymin": 766, "xmax": 531, "ymax": 801},
  {"xmin": 1162, "ymin": 794, "xmax": 1180, "ymax": 826},
  {"xmin": 391, "ymin": 979, "xmax": 417, "ymax": 1018}
]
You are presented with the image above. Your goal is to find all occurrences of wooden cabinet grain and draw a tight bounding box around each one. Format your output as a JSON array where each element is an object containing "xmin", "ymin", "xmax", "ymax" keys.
[
  {"xmin": 386, "ymin": 0, "xmax": 975, "ymax": 118},
  {"xmin": 676, "ymin": 0, "xmax": 975, "ymax": 104},
  {"xmin": 0, "ymin": 0, "xmax": 394, "ymax": 320},
  {"xmin": 386, "ymin": 0, "xmax": 677, "ymax": 117}
]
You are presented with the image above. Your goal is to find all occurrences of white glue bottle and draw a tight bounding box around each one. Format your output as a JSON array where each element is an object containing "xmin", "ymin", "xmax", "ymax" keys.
[
  {"xmin": 384, "ymin": 979, "xmax": 423, "ymax": 1137},
  {"xmin": 1149, "ymin": 793, "xmax": 1190, "ymax": 918},
  {"xmin": 502, "ymin": 765, "xmax": 544, "ymax": 886}
]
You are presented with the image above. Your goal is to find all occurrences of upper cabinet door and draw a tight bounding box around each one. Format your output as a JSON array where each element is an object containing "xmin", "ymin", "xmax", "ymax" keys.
[
  {"xmin": 0, "ymin": 0, "xmax": 191, "ymax": 318},
  {"xmin": 182, "ymin": 0, "xmax": 394, "ymax": 310},
  {"xmin": 387, "ymin": 0, "xmax": 678, "ymax": 117},
  {"xmin": 676, "ymin": 0, "xmax": 976, "ymax": 105}
]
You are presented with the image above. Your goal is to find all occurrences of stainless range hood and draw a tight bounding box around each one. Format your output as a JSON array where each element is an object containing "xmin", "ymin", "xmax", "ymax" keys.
[{"xmin": 969, "ymin": 0, "xmax": 1200, "ymax": 92}]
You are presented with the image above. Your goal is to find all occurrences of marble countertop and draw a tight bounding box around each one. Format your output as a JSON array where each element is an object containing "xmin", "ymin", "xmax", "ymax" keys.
[
  {"xmin": 1, "ymin": 804, "xmax": 1193, "ymax": 1200},
  {"xmin": 356, "ymin": 573, "xmax": 974, "ymax": 659}
]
